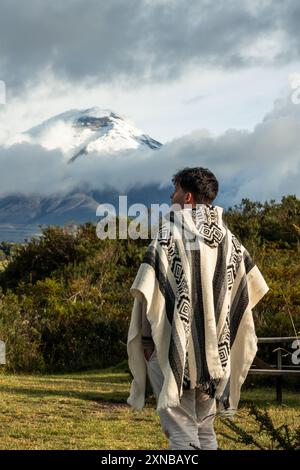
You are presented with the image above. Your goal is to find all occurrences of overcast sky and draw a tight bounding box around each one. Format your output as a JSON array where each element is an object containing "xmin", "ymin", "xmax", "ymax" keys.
[{"xmin": 0, "ymin": 0, "xmax": 300, "ymax": 205}]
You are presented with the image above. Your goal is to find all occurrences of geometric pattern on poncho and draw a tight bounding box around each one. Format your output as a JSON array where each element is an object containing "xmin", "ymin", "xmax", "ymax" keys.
[{"xmin": 144, "ymin": 206, "xmax": 253, "ymax": 402}]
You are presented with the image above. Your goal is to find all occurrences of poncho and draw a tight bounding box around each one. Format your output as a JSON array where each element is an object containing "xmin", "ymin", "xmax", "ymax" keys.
[{"xmin": 127, "ymin": 204, "xmax": 269, "ymax": 416}]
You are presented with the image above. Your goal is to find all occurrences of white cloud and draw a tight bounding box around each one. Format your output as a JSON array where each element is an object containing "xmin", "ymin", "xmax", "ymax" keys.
[
  {"xmin": 0, "ymin": 90, "xmax": 299, "ymax": 207},
  {"xmin": 0, "ymin": 63, "xmax": 298, "ymax": 147},
  {"xmin": 0, "ymin": 143, "xmax": 70, "ymax": 196}
]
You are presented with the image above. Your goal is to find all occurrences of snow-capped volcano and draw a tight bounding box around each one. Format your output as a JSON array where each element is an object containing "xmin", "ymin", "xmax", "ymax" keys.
[
  {"xmin": 0, "ymin": 107, "xmax": 165, "ymax": 242},
  {"xmin": 11, "ymin": 107, "xmax": 162, "ymax": 162}
]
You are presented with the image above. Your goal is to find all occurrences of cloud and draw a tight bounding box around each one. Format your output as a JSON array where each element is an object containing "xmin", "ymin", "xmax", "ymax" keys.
[
  {"xmin": 184, "ymin": 94, "xmax": 207, "ymax": 105},
  {"xmin": 0, "ymin": 91, "xmax": 299, "ymax": 207},
  {"xmin": 0, "ymin": 0, "xmax": 298, "ymax": 97},
  {"xmin": 0, "ymin": 143, "xmax": 69, "ymax": 195}
]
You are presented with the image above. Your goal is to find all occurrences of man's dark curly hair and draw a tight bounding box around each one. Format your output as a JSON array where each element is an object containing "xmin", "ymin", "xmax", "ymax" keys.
[{"xmin": 172, "ymin": 167, "xmax": 219, "ymax": 204}]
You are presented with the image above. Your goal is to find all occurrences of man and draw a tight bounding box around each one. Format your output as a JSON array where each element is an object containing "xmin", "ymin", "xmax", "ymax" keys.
[{"xmin": 127, "ymin": 167, "xmax": 269, "ymax": 450}]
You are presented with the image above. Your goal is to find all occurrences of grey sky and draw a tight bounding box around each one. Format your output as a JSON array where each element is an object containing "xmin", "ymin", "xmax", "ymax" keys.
[
  {"xmin": 0, "ymin": 0, "xmax": 299, "ymax": 95},
  {"xmin": 0, "ymin": 0, "xmax": 300, "ymax": 205}
]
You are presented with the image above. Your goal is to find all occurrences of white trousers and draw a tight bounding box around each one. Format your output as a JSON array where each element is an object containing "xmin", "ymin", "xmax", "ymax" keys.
[{"xmin": 145, "ymin": 350, "xmax": 218, "ymax": 450}]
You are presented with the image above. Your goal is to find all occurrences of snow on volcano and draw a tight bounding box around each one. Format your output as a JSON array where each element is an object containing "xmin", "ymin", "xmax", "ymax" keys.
[{"xmin": 10, "ymin": 107, "xmax": 162, "ymax": 162}]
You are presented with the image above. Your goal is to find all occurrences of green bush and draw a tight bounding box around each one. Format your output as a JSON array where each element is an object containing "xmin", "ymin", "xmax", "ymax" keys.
[
  {"xmin": 0, "ymin": 289, "xmax": 44, "ymax": 371},
  {"xmin": 0, "ymin": 222, "xmax": 145, "ymax": 372},
  {"xmin": 0, "ymin": 197, "xmax": 299, "ymax": 372}
]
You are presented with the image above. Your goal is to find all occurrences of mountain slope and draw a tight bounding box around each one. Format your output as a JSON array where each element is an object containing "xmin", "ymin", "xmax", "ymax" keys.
[
  {"xmin": 0, "ymin": 107, "xmax": 165, "ymax": 241},
  {"xmin": 11, "ymin": 107, "xmax": 162, "ymax": 162}
]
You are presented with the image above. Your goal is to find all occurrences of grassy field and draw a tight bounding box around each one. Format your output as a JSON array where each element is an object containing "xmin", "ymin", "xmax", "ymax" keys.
[{"xmin": 0, "ymin": 364, "xmax": 299, "ymax": 450}]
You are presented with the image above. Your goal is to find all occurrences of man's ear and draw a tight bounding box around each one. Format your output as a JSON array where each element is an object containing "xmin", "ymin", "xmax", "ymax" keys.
[{"xmin": 185, "ymin": 192, "xmax": 193, "ymax": 204}]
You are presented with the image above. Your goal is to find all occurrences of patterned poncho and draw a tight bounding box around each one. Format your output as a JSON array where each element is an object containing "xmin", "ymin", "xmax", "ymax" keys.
[{"xmin": 127, "ymin": 205, "xmax": 269, "ymax": 415}]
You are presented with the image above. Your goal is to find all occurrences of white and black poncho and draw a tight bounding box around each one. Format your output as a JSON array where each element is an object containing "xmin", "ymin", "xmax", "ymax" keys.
[{"xmin": 127, "ymin": 205, "xmax": 269, "ymax": 416}]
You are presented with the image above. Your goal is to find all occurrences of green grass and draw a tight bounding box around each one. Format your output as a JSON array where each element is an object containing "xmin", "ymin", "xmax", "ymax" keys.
[{"xmin": 0, "ymin": 365, "xmax": 299, "ymax": 450}]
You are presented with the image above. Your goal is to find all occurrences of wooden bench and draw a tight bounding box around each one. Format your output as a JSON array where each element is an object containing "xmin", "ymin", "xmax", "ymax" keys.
[{"xmin": 248, "ymin": 336, "xmax": 300, "ymax": 404}]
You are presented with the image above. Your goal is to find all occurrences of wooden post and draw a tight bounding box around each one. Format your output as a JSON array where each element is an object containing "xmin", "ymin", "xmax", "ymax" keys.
[
  {"xmin": 276, "ymin": 348, "xmax": 282, "ymax": 404},
  {"xmin": 0, "ymin": 340, "xmax": 5, "ymax": 365}
]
